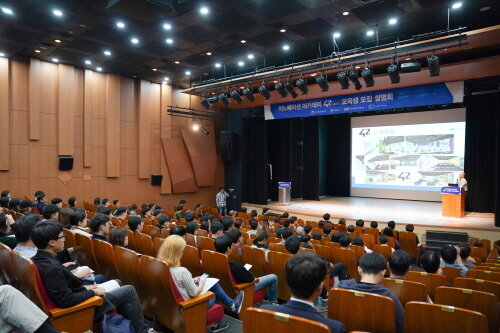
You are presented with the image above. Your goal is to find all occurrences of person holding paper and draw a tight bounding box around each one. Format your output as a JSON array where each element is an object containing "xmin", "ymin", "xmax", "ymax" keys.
[{"xmin": 157, "ymin": 235, "xmax": 244, "ymax": 333}]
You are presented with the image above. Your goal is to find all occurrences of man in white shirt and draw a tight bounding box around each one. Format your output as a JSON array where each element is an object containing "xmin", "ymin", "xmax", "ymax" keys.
[{"xmin": 457, "ymin": 172, "xmax": 467, "ymax": 191}]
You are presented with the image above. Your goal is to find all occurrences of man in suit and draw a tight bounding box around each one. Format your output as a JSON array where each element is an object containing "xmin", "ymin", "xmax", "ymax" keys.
[{"xmin": 261, "ymin": 252, "xmax": 346, "ymax": 333}]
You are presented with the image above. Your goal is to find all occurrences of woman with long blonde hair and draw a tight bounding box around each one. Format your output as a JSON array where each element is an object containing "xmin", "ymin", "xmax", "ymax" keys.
[{"xmin": 157, "ymin": 235, "xmax": 244, "ymax": 332}]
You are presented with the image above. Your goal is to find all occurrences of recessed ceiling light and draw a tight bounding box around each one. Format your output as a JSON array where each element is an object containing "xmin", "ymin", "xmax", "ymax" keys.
[
  {"xmin": 342, "ymin": 11, "xmax": 349, "ymax": 16},
  {"xmin": 185, "ymin": 71, "xmax": 191, "ymax": 75},
  {"xmin": 199, "ymin": 7, "xmax": 209, "ymax": 15},
  {"xmin": 241, "ymin": 40, "xmax": 246, "ymax": 44},
  {"xmin": 104, "ymin": 50, "xmax": 112, "ymax": 56},
  {"xmin": 55, "ymin": 39, "xmax": 62, "ymax": 43},
  {"xmin": 388, "ymin": 18, "xmax": 398, "ymax": 25},
  {"xmin": 366, "ymin": 30, "xmax": 374, "ymax": 36},
  {"xmin": 206, "ymin": 52, "xmax": 212, "ymax": 56},
  {"xmin": 152, "ymin": 68, "xmax": 157, "ymax": 71},
  {"xmin": 164, "ymin": 77, "xmax": 169, "ymax": 81},
  {"xmin": 52, "ymin": 58, "xmax": 59, "ymax": 63},
  {"xmin": 1, "ymin": 7, "xmax": 13, "ymax": 15},
  {"xmin": 247, "ymin": 54, "xmax": 254, "ymax": 59},
  {"xmin": 34, "ymin": 49, "xmax": 41, "ymax": 53},
  {"xmin": 215, "ymin": 63, "xmax": 221, "ymax": 68},
  {"xmin": 333, "ymin": 32, "xmax": 341, "ymax": 38},
  {"xmin": 238, "ymin": 61, "xmax": 244, "ymax": 67},
  {"xmin": 451, "ymin": 2, "xmax": 462, "ymax": 9},
  {"xmin": 52, "ymin": 9, "xmax": 63, "ymax": 17},
  {"xmin": 174, "ymin": 61, "xmax": 180, "ymax": 64},
  {"xmin": 96, "ymin": 67, "xmax": 102, "ymax": 72},
  {"xmin": 165, "ymin": 38, "xmax": 173, "ymax": 44},
  {"xmin": 116, "ymin": 21, "xmax": 125, "ymax": 29},
  {"xmin": 163, "ymin": 23, "xmax": 172, "ymax": 30},
  {"xmin": 131, "ymin": 37, "xmax": 139, "ymax": 44},
  {"xmin": 282, "ymin": 44, "xmax": 290, "ymax": 51},
  {"xmin": 0, "ymin": 52, "xmax": 5, "ymax": 57},
  {"xmin": 280, "ymin": 28, "xmax": 286, "ymax": 33},
  {"xmin": 84, "ymin": 59, "xmax": 91, "ymax": 65},
  {"xmin": 480, "ymin": 6, "xmax": 491, "ymax": 11}
]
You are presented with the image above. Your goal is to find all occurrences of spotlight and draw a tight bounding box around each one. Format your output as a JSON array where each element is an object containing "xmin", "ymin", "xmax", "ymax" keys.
[
  {"xmin": 230, "ymin": 90, "xmax": 243, "ymax": 103},
  {"xmin": 241, "ymin": 40, "xmax": 246, "ymax": 44},
  {"xmin": 388, "ymin": 18, "xmax": 398, "ymax": 25},
  {"xmin": 296, "ymin": 78, "xmax": 308, "ymax": 95},
  {"xmin": 427, "ymin": 55, "xmax": 440, "ymax": 76},
  {"xmin": 282, "ymin": 44, "xmax": 290, "ymax": 51},
  {"xmin": 361, "ymin": 67, "xmax": 375, "ymax": 87},
  {"xmin": 348, "ymin": 70, "xmax": 362, "ymax": 90},
  {"xmin": 104, "ymin": 50, "xmax": 112, "ymax": 56},
  {"xmin": 185, "ymin": 71, "xmax": 191, "ymax": 76},
  {"xmin": 280, "ymin": 28, "xmax": 286, "ymax": 33},
  {"xmin": 200, "ymin": 97, "xmax": 212, "ymax": 110},
  {"xmin": 131, "ymin": 37, "xmax": 139, "ymax": 44},
  {"xmin": 247, "ymin": 54, "xmax": 254, "ymax": 60},
  {"xmin": 387, "ymin": 64, "xmax": 400, "ymax": 84},
  {"xmin": 275, "ymin": 82, "xmax": 288, "ymax": 98},
  {"xmin": 315, "ymin": 75, "xmax": 329, "ymax": 92},
  {"xmin": 34, "ymin": 50, "xmax": 41, "ymax": 53},
  {"xmin": 192, "ymin": 123, "xmax": 200, "ymax": 131},
  {"xmin": 366, "ymin": 30, "xmax": 375, "ymax": 36},
  {"xmin": 242, "ymin": 87, "xmax": 256, "ymax": 102},
  {"xmin": 337, "ymin": 71, "xmax": 349, "ymax": 89},
  {"xmin": 284, "ymin": 82, "xmax": 298, "ymax": 98},
  {"xmin": 201, "ymin": 127, "xmax": 210, "ymax": 136},
  {"xmin": 165, "ymin": 38, "xmax": 173, "ymax": 44},
  {"xmin": 52, "ymin": 9, "xmax": 63, "ymax": 17},
  {"xmin": 206, "ymin": 52, "xmax": 212, "ymax": 56},
  {"xmin": 0, "ymin": 52, "xmax": 5, "ymax": 57},
  {"xmin": 199, "ymin": 7, "xmax": 209, "ymax": 15},
  {"xmin": 1, "ymin": 7, "xmax": 13, "ymax": 15},
  {"xmin": 342, "ymin": 11, "xmax": 349, "ymax": 16},
  {"xmin": 238, "ymin": 61, "xmax": 244, "ymax": 67},
  {"xmin": 163, "ymin": 23, "xmax": 172, "ymax": 30},
  {"xmin": 218, "ymin": 93, "xmax": 230, "ymax": 106},
  {"xmin": 259, "ymin": 84, "xmax": 271, "ymax": 100}
]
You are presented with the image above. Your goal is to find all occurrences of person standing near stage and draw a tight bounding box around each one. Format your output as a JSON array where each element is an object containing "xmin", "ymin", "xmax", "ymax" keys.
[
  {"xmin": 216, "ymin": 187, "xmax": 229, "ymax": 217},
  {"xmin": 457, "ymin": 172, "xmax": 467, "ymax": 192}
]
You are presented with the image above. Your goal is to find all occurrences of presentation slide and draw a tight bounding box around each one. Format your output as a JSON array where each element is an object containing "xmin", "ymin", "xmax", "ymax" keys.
[{"xmin": 351, "ymin": 109, "xmax": 465, "ymax": 201}]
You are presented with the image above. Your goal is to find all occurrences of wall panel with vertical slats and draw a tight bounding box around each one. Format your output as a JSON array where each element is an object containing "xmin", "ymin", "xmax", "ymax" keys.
[
  {"xmin": 106, "ymin": 74, "xmax": 120, "ymax": 177},
  {"xmin": 28, "ymin": 58, "xmax": 41, "ymax": 140},
  {"xmin": 0, "ymin": 58, "xmax": 9, "ymax": 170},
  {"xmin": 137, "ymin": 80, "xmax": 151, "ymax": 179},
  {"xmin": 58, "ymin": 64, "xmax": 75, "ymax": 156}
]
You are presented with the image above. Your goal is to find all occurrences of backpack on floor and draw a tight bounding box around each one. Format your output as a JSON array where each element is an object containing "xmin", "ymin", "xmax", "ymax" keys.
[{"xmin": 102, "ymin": 313, "xmax": 135, "ymax": 333}]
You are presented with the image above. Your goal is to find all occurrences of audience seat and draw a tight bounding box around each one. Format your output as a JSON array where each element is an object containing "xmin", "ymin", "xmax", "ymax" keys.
[
  {"xmin": 471, "ymin": 246, "xmax": 488, "ymax": 262},
  {"xmin": 403, "ymin": 301, "xmax": 488, "ymax": 333},
  {"xmin": 92, "ymin": 238, "xmax": 119, "ymax": 280},
  {"xmin": 441, "ymin": 266, "xmax": 461, "ymax": 286},
  {"xmin": 332, "ymin": 248, "xmax": 360, "ymax": 280},
  {"xmin": 153, "ymin": 237, "xmax": 164, "ymax": 255},
  {"xmin": 195, "ymin": 229, "xmax": 208, "ymax": 237},
  {"xmin": 381, "ymin": 278, "xmax": 428, "ymax": 306},
  {"xmin": 0, "ymin": 242, "xmax": 15, "ymax": 286},
  {"xmin": 350, "ymin": 245, "xmax": 365, "ymax": 259},
  {"xmin": 454, "ymin": 277, "xmax": 500, "ymax": 300},
  {"xmin": 328, "ymin": 288, "xmax": 396, "ymax": 333},
  {"xmin": 126, "ymin": 229, "xmax": 137, "ymax": 251},
  {"xmin": 469, "ymin": 238, "xmax": 491, "ymax": 251},
  {"xmin": 135, "ymin": 232, "xmax": 155, "ymax": 257},
  {"xmin": 185, "ymin": 233, "xmax": 197, "ymax": 247},
  {"xmin": 242, "ymin": 246, "xmax": 269, "ymax": 278},
  {"xmin": 359, "ymin": 233, "xmax": 376, "ymax": 249},
  {"xmin": 139, "ymin": 255, "xmax": 222, "ymax": 333},
  {"xmin": 314, "ymin": 244, "xmax": 332, "ymax": 263},
  {"xmin": 228, "ymin": 243, "xmax": 242, "ymax": 263},
  {"xmin": 74, "ymin": 233, "xmax": 99, "ymax": 272},
  {"xmin": 406, "ymin": 271, "xmax": 447, "ymax": 301},
  {"xmin": 197, "ymin": 236, "xmax": 215, "ymax": 253},
  {"xmin": 160, "ymin": 228, "xmax": 170, "ymax": 238},
  {"xmin": 398, "ymin": 231, "xmax": 418, "ymax": 259},
  {"xmin": 386, "ymin": 236, "xmax": 397, "ymax": 249},
  {"xmin": 62, "ymin": 229, "xmax": 76, "ymax": 249},
  {"xmin": 372, "ymin": 244, "xmax": 392, "ymax": 261},
  {"xmin": 435, "ymin": 286, "xmax": 499, "ymax": 333},
  {"xmin": 181, "ymin": 244, "xmax": 204, "ymax": 277},
  {"xmin": 241, "ymin": 307, "xmax": 331, "ymax": 333},
  {"xmin": 267, "ymin": 251, "xmax": 292, "ymax": 301},
  {"xmin": 143, "ymin": 225, "xmax": 161, "ymax": 239},
  {"xmin": 466, "ymin": 269, "xmax": 500, "ymax": 283},
  {"xmin": 269, "ymin": 243, "xmax": 285, "ymax": 253}
]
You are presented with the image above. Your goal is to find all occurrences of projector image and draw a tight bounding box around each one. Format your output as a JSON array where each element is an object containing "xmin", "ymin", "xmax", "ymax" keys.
[{"xmin": 400, "ymin": 62, "xmax": 422, "ymax": 73}]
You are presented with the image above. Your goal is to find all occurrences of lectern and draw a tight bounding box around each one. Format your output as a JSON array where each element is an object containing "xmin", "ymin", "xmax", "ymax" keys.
[{"xmin": 441, "ymin": 186, "xmax": 465, "ymax": 218}]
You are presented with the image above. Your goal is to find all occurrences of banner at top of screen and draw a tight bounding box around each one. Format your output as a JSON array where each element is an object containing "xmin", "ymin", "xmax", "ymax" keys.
[{"xmin": 264, "ymin": 81, "xmax": 464, "ymax": 120}]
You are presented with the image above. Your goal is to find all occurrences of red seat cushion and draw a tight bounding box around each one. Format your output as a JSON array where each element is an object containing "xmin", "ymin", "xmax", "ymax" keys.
[
  {"xmin": 254, "ymin": 289, "xmax": 265, "ymax": 304},
  {"xmin": 206, "ymin": 304, "xmax": 224, "ymax": 325},
  {"xmin": 33, "ymin": 264, "xmax": 57, "ymax": 309}
]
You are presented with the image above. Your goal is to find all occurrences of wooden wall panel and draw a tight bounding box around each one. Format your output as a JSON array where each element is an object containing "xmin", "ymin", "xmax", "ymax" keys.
[
  {"xmin": 28, "ymin": 58, "xmax": 41, "ymax": 140},
  {"xmin": 105, "ymin": 74, "xmax": 120, "ymax": 177},
  {"xmin": 137, "ymin": 80, "xmax": 151, "ymax": 179},
  {"xmin": 83, "ymin": 70, "xmax": 94, "ymax": 167},
  {"xmin": 10, "ymin": 111, "xmax": 28, "ymax": 144},
  {"xmin": 10, "ymin": 61, "xmax": 29, "ymax": 111},
  {"xmin": 181, "ymin": 125, "xmax": 217, "ymax": 186},
  {"xmin": 40, "ymin": 62, "xmax": 58, "ymax": 114},
  {"xmin": 120, "ymin": 121, "xmax": 136, "ymax": 149},
  {"xmin": 160, "ymin": 84, "xmax": 173, "ymax": 194},
  {"xmin": 120, "ymin": 148, "xmax": 138, "ymax": 176},
  {"xmin": 9, "ymin": 145, "xmax": 30, "ymax": 179},
  {"xmin": 74, "ymin": 69, "xmax": 84, "ymax": 117},
  {"xmin": 0, "ymin": 58, "xmax": 9, "ymax": 170},
  {"xmin": 39, "ymin": 113, "xmax": 57, "ymax": 146},
  {"xmin": 161, "ymin": 138, "xmax": 198, "ymax": 193},
  {"xmin": 57, "ymin": 64, "xmax": 75, "ymax": 156},
  {"xmin": 120, "ymin": 78, "xmax": 136, "ymax": 121}
]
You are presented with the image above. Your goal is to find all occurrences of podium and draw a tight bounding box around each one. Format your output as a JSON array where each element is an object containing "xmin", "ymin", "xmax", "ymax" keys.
[{"xmin": 441, "ymin": 186, "xmax": 465, "ymax": 218}]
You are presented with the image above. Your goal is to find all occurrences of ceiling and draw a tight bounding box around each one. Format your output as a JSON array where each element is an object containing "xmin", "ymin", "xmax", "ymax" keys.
[{"xmin": 0, "ymin": 0, "xmax": 499, "ymax": 88}]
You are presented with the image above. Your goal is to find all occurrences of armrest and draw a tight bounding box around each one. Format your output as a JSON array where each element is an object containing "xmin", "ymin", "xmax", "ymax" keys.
[
  {"xmin": 234, "ymin": 278, "xmax": 258, "ymax": 291},
  {"xmin": 49, "ymin": 296, "xmax": 104, "ymax": 318},
  {"xmin": 179, "ymin": 291, "xmax": 215, "ymax": 309}
]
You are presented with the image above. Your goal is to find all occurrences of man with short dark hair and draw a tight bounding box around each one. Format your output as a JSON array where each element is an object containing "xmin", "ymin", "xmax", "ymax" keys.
[
  {"xmin": 156, "ymin": 214, "xmax": 170, "ymax": 229},
  {"xmin": 285, "ymin": 235, "xmax": 301, "ymax": 254},
  {"xmin": 96, "ymin": 206, "xmax": 111, "ymax": 217},
  {"xmin": 114, "ymin": 207, "xmax": 127, "ymax": 220},
  {"xmin": 247, "ymin": 219, "xmax": 260, "ymax": 236},
  {"xmin": 261, "ymin": 252, "xmax": 346, "ymax": 333},
  {"xmin": 279, "ymin": 228, "xmax": 293, "ymax": 244},
  {"xmin": 339, "ymin": 235, "xmax": 351, "ymax": 249},
  {"xmin": 101, "ymin": 199, "xmax": 110, "ymax": 207},
  {"xmin": 12, "ymin": 214, "xmax": 42, "ymax": 258},
  {"xmin": 0, "ymin": 190, "xmax": 10, "ymax": 198},
  {"xmin": 128, "ymin": 216, "xmax": 144, "ymax": 233},
  {"xmin": 210, "ymin": 221, "xmax": 224, "ymax": 239},
  {"xmin": 170, "ymin": 225, "xmax": 186, "ymax": 237},
  {"xmin": 458, "ymin": 243, "xmax": 475, "ymax": 269},
  {"xmin": 221, "ymin": 217, "xmax": 234, "ymax": 231},
  {"xmin": 339, "ymin": 252, "xmax": 404, "ymax": 333},
  {"xmin": 389, "ymin": 250, "xmax": 412, "ymax": 279},
  {"xmin": 186, "ymin": 221, "xmax": 198, "ymax": 235},
  {"xmin": 89, "ymin": 213, "xmax": 111, "ymax": 241},
  {"xmin": 51, "ymin": 198, "xmax": 63, "ymax": 209},
  {"xmin": 42, "ymin": 204, "xmax": 60, "ymax": 220},
  {"xmin": 440, "ymin": 244, "xmax": 468, "ymax": 277}
]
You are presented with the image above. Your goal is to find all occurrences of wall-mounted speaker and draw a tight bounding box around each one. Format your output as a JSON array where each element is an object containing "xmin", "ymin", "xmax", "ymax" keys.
[
  {"xmin": 219, "ymin": 131, "xmax": 237, "ymax": 163},
  {"xmin": 151, "ymin": 174, "xmax": 163, "ymax": 186},
  {"xmin": 59, "ymin": 156, "xmax": 74, "ymax": 171}
]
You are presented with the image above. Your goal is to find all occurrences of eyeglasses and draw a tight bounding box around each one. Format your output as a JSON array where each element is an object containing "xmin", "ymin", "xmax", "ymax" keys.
[{"xmin": 57, "ymin": 234, "xmax": 66, "ymax": 239}]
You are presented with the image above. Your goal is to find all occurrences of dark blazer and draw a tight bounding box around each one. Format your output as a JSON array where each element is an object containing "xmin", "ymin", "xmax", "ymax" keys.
[
  {"xmin": 32, "ymin": 250, "xmax": 95, "ymax": 308},
  {"xmin": 229, "ymin": 260, "xmax": 254, "ymax": 283},
  {"xmin": 261, "ymin": 300, "xmax": 346, "ymax": 333}
]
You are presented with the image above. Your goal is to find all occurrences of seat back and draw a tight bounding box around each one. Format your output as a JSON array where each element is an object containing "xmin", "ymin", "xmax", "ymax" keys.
[
  {"xmin": 267, "ymin": 251, "xmax": 292, "ymax": 301},
  {"xmin": 471, "ymin": 246, "xmax": 488, "ymax": 262},
  {"xmin": 364, "ymin": 227, "xmax": 380, "ymax": 239},
  {"xmin": 372, "ymin": 244, "xmax": 393, "ymax": 261},
  {"xmin": 242, "ymin": 307, "xmax": 330, "ymax": 333},
  {"xmin": 153, "ymin": 237, "xmax": 164, "ymax": 255},
  {"xmin": 201, "ymin": 250, "xmax": 237, "ymax": 298},
  {"xmin": 403, "ymin": 301, "xmax": 488, "ymax": 333},
  {"xmin": 63, "ymin": 229, "xmax": 76, "ymax": 248},
  {"xmin": 160, "ymin": 227, "xmax": 170, "ymax": 238},
  {"xmin": 269, "ymin": 242, "xmax": 285, "ymax": 253},
  {"xmin": 126, "ymin": 229, "xmax": 137, "ymax": 251},
  {"xmin": 398, "ymin": 231, "xmax": 418, "ymax": 258},
  {"xmin": 197, "ymin": 236, "xmax": 215, "ymax": 253},
  {"xmin": 135, "ymin": 232, "xmax": 155, "ymax": 256},
  {"xmin": 441, "ymin": 266, "xmax": 461, "ymax": 286},
  {"xmin": 74, "ymin": 233, "xmax": 99, "ymax": 271},
  {"xmin": 185, "ymin": 233, "xmax": 197, "ymax": 247},
  {"xmin": 228, "ymin": 243, "xmax": 241, "ymax": 263},
  {"xmin": 195, "ymin": 229, "xmax": 208, "ymax": 237},
  {"xmin": 0, "ymin": 242, "xmax": 15, "ymax": 286},
  {"xmin": 350, "ymin": 245, "xmax": 365, "ymax": 259},
  {"xmin": 242, "ymin": 246, "xmax": 268, "ymax": 277},
  {"xmin": 354, "ymin": 226, "xmax": 363, "ymax": 236},
  {"xmin": 314, "ymin": 244, "xmax": 332, "ymax": 263},
  {"xmin": 466, "ymin": 269, "xmax": 500, "ymax": 283},
  {"xmin": 454, "ymin": 277, "xmax": 500, "ymax": 299},
  {"xmin": 386, "ymin": 236, "xmax": 396, "ymax": 249},
  {"xmin": 381, "ymin": 278, "xmax": 428, "ymax": 306},
  {"xmin": 360, "ymin": 233, "xmax": 376, "ymax": 249},
  {"xmin": 328, "ymin": 288, "xmax": 395, "ymax": 333},
  {"xmin": 406, "ymin": 271, "xmax": 447, "ymax": 301},
  {"xmin": 143, "ymin": 225, "xmax": 161, "ymax": 239},
  {"xmin": 10, "ymin": 252, "xmax": 47, "ymax": 312},
  {"xmin": 435, "ymin": 286, "xmax": 499, "ymax": 333},
  {"xmin": 92, "ymin": 239, "xmax": 119, "ymax": 280},
  {"xmin": 332, "ymin": 248, "xmax": 360, "ymax": 280},
  {"xmin": 181, "ymin": 245, "xmax": 204, "ymax": 277}
]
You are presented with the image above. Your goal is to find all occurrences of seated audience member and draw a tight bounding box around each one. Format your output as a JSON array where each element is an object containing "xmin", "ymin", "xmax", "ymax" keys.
[
  {"xmin": 261, "ymin": 252, "xmax": 346, "ymax": 333},
  {"xmin": 281, "ymin": 212, "xmax": 289, "ymax": 219},
  {"xmin": 458, "ymin": 243, "xmax": 475, "ymax": 269},
  {"xmin": 339, "ymin": 235, "xmax": 351, "ymax": 250},
  {"xmin": 440, "ymin": 244, "xmax": 468, "ymax": 277},
  {"xmin": 303, "ymin": 225, "xmax": 312, "ymax": 235},
  {"xmin": 68, "ymin": 197, "xmax": 77, "ymax": 211},
  {"xmin": 89, "ymin": 213, "xmax": 111, "ymax": 241},
  {"xmin": 252, "ymin": 229, "xmax": 270, "ymax": 251},
  {"xmin": 296, "ymin": 226, "xmax": 305, "ymax": 236},
  {"xmin": 109, "ymin": 227, "xmax": 128, "ymax": 248},
  {"xmin": 51, "ymin": 198, "xmax": 63, "ymax": 209},
  {"xmin": 174, "ymin": 206, "xmax": 183, "ymax": 219},
  {"xmin": 355, "ymin": 219, "xmax": 365, "ymax": 229},
  {"xmin": 114, "ymin": 207, "xmax": 127, "ymax": 220},
  {"xmin": 279, "ymin": 227, "xmax": 293, "ymax": 244},
  {"xmin": 156, "ymin": 214, "xmax": 170, "ymax": 229},
  {"xmin": 93, "ymin": 197, "xmax": 101, "ymax": 206},
  {"xmin": 472, "ymin": 240, "xmax": 483, "ymax": 248},
  {"xmin": 338, "ymin": 218, "xmax": 346, "ymax": 225},
  {"xmin": 210, "ymin": 221, "xmax": 224, "ymax": 239},
  {"xmin": 379, "ymin": 235, "xmax": 395, "ymax": 253},
  {"xmin": 234, "ymin": 218, "xmax": 243, "ymax": 229},
  {"xmin": 262, "ymin": 207, "xmax": 270, "ymax": 216},
  {"xmin": 8, "ymin": 197, "xmax": 20, "ymax": 212},
  {"xmin": 36, "ymin": 193, "xmax": 47, "ymax": 214},
  {"xmin": 383, "ymin": 227, "xmax": 400, "ymax": 249},
  {"xmin": 339, "ymin": 252, "xmax": 404, "ymax": 333},
  {"xmin": 58, "ymin": 207, "xmax": 74, "ymax": 229},
  {"xmin": 323, "ymin": 225, "xmax": 333, "ymax": 237},
  {"xmin": 285, "ymin": 236, "xmax": 301, "ymax": 255},
  {"xmin": 312, "ymin": 232, "xmax": 322, "ymax": 242},
  {"xmin": 388, "ymin": 220, "xmax": 396, "ymax": 231},
  {"xmin": 215, "ymin": 235, "xmax": 278, "ymax": 304},
  {"xmin": 69, "ymin": 209, "xmax": 90, "ymax": 235},
  {"xmin": 389, "ymin": 250, "xmax": 412, "ymax": 279},
  {"xmin": 0, "ymin": 189, "xmax": 10, "ymax": 198},
  {"xmin": 129, "ymin": 204, "xmax": 138, "ymax": 216},
  {"xmin": 42, "ymin": 204, "xmax": 60, "ymax": 220},
  {"xmin": 347, "ymin": 225, "xmax": 355, "ymax": 233},
  {"xmin": 370, "ymin": 221, "xmax": 378, "ymax": 229},
  {"xmin": 96, "ymin": 206, "xmax": 112, "ymax": 218},
  {"xmin": 128, "ymin": 216, "xmax": 144, "ymax": 233},
  {"xmin": 13, "ymin": 214, "xmax": 42, "ymax": 258},
  {"xmin": 142, "ymin": 206, "xmax": 152, "ymax": 219},
  {"xmin": 331, "ymin": 232, "xmax": 343, "ymax": 243},
  {"xmin": 323, "ymin": 213, "xmax": 331, "ymax": 223},
  {"xmin": 221, "ymin": 217, "xmax": 234, "ymax": 232},
  {"xmin": 0, "ymin": 284, "xmax": 59, "ymax": 333},
  {"xmin": 352, "ymin": 236, "xmax": 372, "ymax": 253},
  {"xmin": 170, "ymin": 225, "xmax": 187, "ymax": 238},
  {"xmin": 157, "ymin": 235, "xmax": 244, "ymax": 332},
  {"xmin": 31, "ymin": 220, "xmax": 152, "ymax": 333},
  {"xmin": 19, "ymin": 199, "xmax": 35, "ymax": 215},
  {"xmin": 101, "ymin": 199, "xmax": 110, "ymax": 207},
  {"xmin": 419, "ymin": 250, "xmax": 442, "ymax": 275},
  {"xmin": 405, "ymin": 224, "xmax": 420, "ymax": 244},
  {"xmin": 186, "ymin": 221, "xmax": 198, "ymax": 235},
  {"xmin": 0, "ymin": 212, "xmax": 17, "ymax": 248},
  {"xmin": 301, "ymin": 234, "xmax": 313, "ymax": 249},
  {"xmin": 112, "ymin": 200, "xmax": 120, "ymax": 208},
  {"xmin": 0, "ymin": 197, "xmax": 10, "ymax": 209}
]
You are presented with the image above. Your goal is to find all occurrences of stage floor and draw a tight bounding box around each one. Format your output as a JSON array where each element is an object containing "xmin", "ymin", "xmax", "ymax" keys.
[{"xmin": 244, "ymin": 196, "xmax": 498, "ymax": 232}]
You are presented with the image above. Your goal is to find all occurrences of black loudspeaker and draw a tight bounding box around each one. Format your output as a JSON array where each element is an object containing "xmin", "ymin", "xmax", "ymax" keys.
[
  {"xmin": 59, "ymin": 156, "xmax": 74, "ymax": 171},
  {"xmin": 151, "ymin": 174, "xmax": 163, "ymax": 186},
  {"xmin": 219, "ymin": 131, "xmax": 236, "ymax": 163}
]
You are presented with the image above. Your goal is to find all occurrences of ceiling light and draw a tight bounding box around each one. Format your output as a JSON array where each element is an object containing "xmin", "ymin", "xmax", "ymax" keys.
[
  {"xmin": 185, "ymin": 71, "xmax": 191, "ymax": 75},
  {"xmin": 427, "ymin": 55, "xmax": 440, "ymax": 76},
  {"xmin": 116, "ymin": 21, "xmax": 125, "ymax": 29},
  {"xmin": 388, "ymin": 18, "xmax": 398, "ymax": 25},
  {"xmin": 315, "ymin": 75, "xmax": 329, "ymax": 92},
  {"xmin": 241, "ymin": 40, "xmax": 246, "ymax": 44},
  {"xmin": 192, "ymin": 123, "xmax": 200, "ymax": 131},
  {"xmin": 164, "ymin": 77, "xmax": 169, "ymax": 81},
  {"xmin": 342, "ymin": 11, "xmax": 349, "ymax": 16},
  {"xmin": 0, "ymin": 52, "xmax": 5, "ymax": 57},
  {"xmin": 361, "ymin": 67, "xmax": 375, "ymax": 87},
  {"xmin": 131, "ymin": 37, "xmax": 139, "ymax": 44},
  {"xmin": 174, "ymin": 61, "xmax": 180, "ymax": 64},
  {"xmin": 242, "ymin": 87, "xmax": 256, "ymax": 102},
  {"xmin": 52, "ymin": 58, "xmax": 59, "ymax": 63},
  {"xmin": 280, "ymin": 28, "xmax": 286, "ymax": 33},
  {"xmin": 284, "ymin": 82, "xmax": 298, "ymax": 98},
  {"xmin": 247, "ymin": 54, "xmax": 254, "ymax": 60},
  {"xmin": 104, "ymin": 50, "xmax": 112, "ymax": 56},
  {"xmin": 275, "ymin": 82, "xmax": 288, "ymax": 98},
  {"xmin": 200, "ymin": 97, "xmax": 212, "ymax": 110},
  {"xmin": 282, "ymin": 44, "xmax": 290, "ymax": 51},
  {"xmin": 96, "ymin": 67, "xmax": 102, "ymax": 72},
  {"xmin": 230, "ymin": 90, "xmax": 243, "ymax": 103},
  {"xmin": 480, "ymin": 6, "xmax": 491, "ymax": 12},
  {"xmin": 333, "ymin": 32, "xmax": 341, "ymax": 39},
  {"xmin": 199, "ymin": 7, "xmax": 209, "ymax": 15},
  {"xmin": 296, "ymin": 78, "xmax": 308, "ymax": 95},
  {"xmin": 34, "ymin": 50, "xmax": 41, "ymax": 53},
  {"xmin": 218, "ymin": 93, "xmax": 230, "ymax": 106},
  {"xmin": 215, "ymin": 63, "xmax": 221, "ymax": 68},
  {"xmin": 1, "ymin": 7, "xmax": 13, "ymax": 15},
  {"xmin": 387, "ymin": 64, "xmax": 400, "ymax": 84},
  {"xmin": 337, "ymin": 71, "xmax": 349, "ymax": 89},
  {"xmin": 238, "ymin": 61, "xmax": 244, "ymax": 67},
  {"xmin": 84, "ymin": 59, "xmax": 91, "ymax": 65},
  {"xmin": 206, "ymin": 52, "xmax": 212, "ymax": 56},
  {"xmin": 152, "ymin": 68, "xmax": 157, "ymax": 71},
  {"xmin": 366, "ymin": 30, "xmax": 374, "ymax": 36},
  {"xmin": 165, "ymin": 38, "xmax": 173, "ymax": 44},
  {"xmin": 52, "ymin": 9, "xmax": 63, "ymax": 17},
  {"xmin": 259, "ymin": 84, "xmax": 271, "ymax": 100},
  {"xmin": 163, "ymin": 23, "xmax": 172, "ymax": 30},
  {"xmin": 54, "ymin": 39, "xmax": 62, "ymax": 43},
  {"xmin": 348, "ymin": 70, "xmax": 362, "ymax": 90},
  {"xmin": 451, "ymin": 2, "xmax": 462, "ymax": 9}
]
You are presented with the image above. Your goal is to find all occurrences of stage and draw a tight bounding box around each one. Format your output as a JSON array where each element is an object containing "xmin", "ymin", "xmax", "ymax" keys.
[{"xmin": 243, "ymin": 196, "xmax": 499, "ymax": 240}]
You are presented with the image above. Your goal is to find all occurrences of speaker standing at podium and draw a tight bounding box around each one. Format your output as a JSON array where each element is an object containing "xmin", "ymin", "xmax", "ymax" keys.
[{"xmin": 457, "ymin": 172, "xmax": 467, "ymax": 192}]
